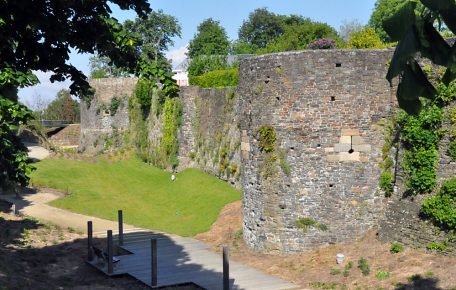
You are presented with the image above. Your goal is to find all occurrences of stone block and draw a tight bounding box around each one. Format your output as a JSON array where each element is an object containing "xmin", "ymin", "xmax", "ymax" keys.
[
  {"xmin": 324, "ymin": 147, "xmax": 335, "ymax": 153},
  {"xmin": 353, "ymin": 144, "xmax": 371, "ymax": 152},
  {"xmin": 351, "ymin": 136, "xmax": 365, "ymax": 145},
  {"xmin": 360, "ymin": 155, "xmax": 369, "ymax": 162},
  {"xmin": 334, "ymin": 143, "xmax": 351, "ymax": 153},
  {"xmin": 242, "ymin": 130, "xmax": 248, "ymax": 137},
  {"xmin": 291, "ymin": 112, "xmax": 305, "ymax": 121},
  {"xmin": 351, "ymin": 187, "xmax": 362, "ymax": 193},
  {"xmin": 241, "ymin": 142, "xmax": 250, "ymax": 151},
  {"xmin": 339, "ymin": 136, "xmax": 351, "ymax": 144},
  {"xmin": 341, "ymin": 128, "xmax": 360, "ymax": 136},
  {"xmin": 326, "ymin": 154, "xmax": 340, "ymax": 162},
  {"xmin": 339, "ymin": 152, "xmax": 360, "ymax": 162}
]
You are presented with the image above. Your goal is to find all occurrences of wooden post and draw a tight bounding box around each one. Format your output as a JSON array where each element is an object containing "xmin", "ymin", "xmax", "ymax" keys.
[
  {"xmin": 118, "ymin": 209, "xmax": 123, "ymax": 246},
  {"xmin": 87, "ymin": 221, "xmax": 93, "ymax": 261},
  {"xmin": 223, "ymin": 245, "xmax": 229, "ymax": 290},
  {"xmin": 107, "ymin": 230, "xmax": 113, "ymax": 274},
  {"xmin": 11, "ymin": 203, "xmax": 16, "ymax": 215},
  {"xmin": 151, "ymin": 239, "xmax": 157, "ymax": 286}
]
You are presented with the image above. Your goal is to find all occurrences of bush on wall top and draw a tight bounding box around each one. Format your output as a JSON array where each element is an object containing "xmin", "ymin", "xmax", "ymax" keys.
[{"xmin": 189, "ymin": 68, "xmax": 238, "ymax": 88}]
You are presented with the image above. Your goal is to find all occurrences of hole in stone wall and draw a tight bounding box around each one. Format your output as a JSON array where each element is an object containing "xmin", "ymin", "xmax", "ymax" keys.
[
  {"xmin": 329, "ymin": 184, "xmax": 334, "ymax": 188},
  {"xmin": 265, "ymin": 76, "xmax": 270, "ymax": 84},
  {"xmin": 336, "ymin": 63, "xmax": 342, "ymax": 67},
  {"xmin": 290, "ymin": 146, "xmax": 295, "ymax": 150},
  {"xmin": 279, "ymin": 204, "xmax": 286, "ymax": 209},
  {"xmin": 316, "ymin": 144, "xmax": 321, "ymax": 148},
  {"xmin": 276, "ymin": 96, "xmax": 280, "ymax": 101},
  {"xmin": 348, "ymin": 148, "xmax": 354, "ymax": 154},
  {"xmin": 330, "ymin": 96, "xmax": 336, "ymax": 101}
]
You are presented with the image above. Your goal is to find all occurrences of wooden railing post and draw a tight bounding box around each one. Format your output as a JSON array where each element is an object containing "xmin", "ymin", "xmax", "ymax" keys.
[
  {"xmin": 87, "ymin": 221, "xmax": 93, "ymax": 261},
  {"xmin": 151, "ymin": 239, "xmax": 157, "ymax": 286},
  {"xmin": 107, "ymin": 230, "xmax": 113, "ymax": 274},
  {"xmin": 118, "ymin": 209, "xmax": 123, "ymax": 246},
  {"xmin": 223, "ymin": 245, "xmax": 229, "ymax": 290}
]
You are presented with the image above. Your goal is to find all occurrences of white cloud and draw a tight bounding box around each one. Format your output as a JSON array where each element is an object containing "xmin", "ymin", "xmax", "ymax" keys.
[
  {"xmin": 166, "ymin": 45, "xmax": 189, "ymax": 69},
  {"xmin": 18, "ymin": 71, "xmax": 71, "ymax": 106}
]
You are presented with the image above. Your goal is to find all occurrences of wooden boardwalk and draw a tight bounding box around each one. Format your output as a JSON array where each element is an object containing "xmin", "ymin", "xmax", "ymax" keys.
[{"xmin": 90, "ymin": 229, "xmax": 298, "ymax": 290}]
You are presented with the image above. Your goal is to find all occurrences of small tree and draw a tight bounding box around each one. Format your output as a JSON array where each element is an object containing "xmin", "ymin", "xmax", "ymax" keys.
[
  {"xmin": 42, "ymin": 90, "xmax": 80, "ymax": 123},
  {"xmin": 187, "ymin": 19, "xmax": 230, "ymax": 79},
  {"xmin": 348, "ymin": 27, "xmax": 386, "ymax": 49}
]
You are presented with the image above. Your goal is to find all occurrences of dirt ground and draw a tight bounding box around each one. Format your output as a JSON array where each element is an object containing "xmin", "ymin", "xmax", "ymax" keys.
[{"xmin": 195, "ymin": 201, "xmax": 456, "ymax": 290}]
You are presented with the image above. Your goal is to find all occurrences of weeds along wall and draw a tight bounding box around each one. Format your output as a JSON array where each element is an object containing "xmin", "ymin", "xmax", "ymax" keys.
[
  {"xmin": 238, "ymin": 49, "xmax": 396, "ymax": 253},
  {"xmin": 79, "ymin": 78, "xmax": 135, "ymax": 153}
]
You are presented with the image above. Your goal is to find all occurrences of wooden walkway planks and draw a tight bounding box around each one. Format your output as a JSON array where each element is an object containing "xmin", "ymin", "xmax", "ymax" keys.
[{"xmin": 92, "ymin": 229, "xmax": 298, "ymax": 290}]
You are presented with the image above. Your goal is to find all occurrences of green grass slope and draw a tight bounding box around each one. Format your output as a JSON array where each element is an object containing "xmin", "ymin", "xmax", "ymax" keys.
[{"xmin": 30, "ymin": 157, "xmax": 241, "ymax": 236}]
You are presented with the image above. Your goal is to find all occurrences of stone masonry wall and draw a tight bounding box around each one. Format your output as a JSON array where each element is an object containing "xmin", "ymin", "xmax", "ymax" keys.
[
  {"xmin": 79, "ymin": 78, "xmax": 136, "ymax": 153},
  {"xmin": 238, "ymin": 49, "xmax": 396, "ymax": 253},
  {"xmin": 179, "ymin": 86, "xmax": 241, "ymax": 188}
]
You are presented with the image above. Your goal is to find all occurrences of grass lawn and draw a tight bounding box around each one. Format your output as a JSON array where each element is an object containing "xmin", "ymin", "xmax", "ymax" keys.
[{"xmin": 30, "ymin": 157, "xmax": 242, "ymax": 236}]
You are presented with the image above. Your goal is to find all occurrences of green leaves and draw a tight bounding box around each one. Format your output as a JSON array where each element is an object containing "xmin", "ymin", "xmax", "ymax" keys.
[
  {"xmin": 384, "ymin": 0, "xmax": 456, "ymax": 113},
  {"xmin": 0, "ymin": 97, "xmax": 35, "ymax": 188},
  {"xmin": 382, "ymin": 1, "xmax": 417, "ymax": 42},
  {"xmin": 422, "ymin": 177, "xmax": 456, "ymax": 230}
]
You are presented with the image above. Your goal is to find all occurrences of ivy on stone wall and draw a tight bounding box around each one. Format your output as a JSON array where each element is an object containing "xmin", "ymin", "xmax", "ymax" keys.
[
  {"xmin": 422, "ymin": 177, "xmax": 456, "ymax": 231},
  {"xmin": 255, "ymin": 125, "xmax": 291, "ymax": 179},
  {"xmin": 379, "ymin": 117, "xmax": 399, "ymax": 197},
  {"xmin": 161, "ymin": 97, "xmax": 182, "ymax": 169},
  {"xmin": 128, "ymin": 76, "xmax": 182, "ymax": 170},
  {"xmin": 398, "ymin": 105, "xmax": 443, "ymax": 194}
]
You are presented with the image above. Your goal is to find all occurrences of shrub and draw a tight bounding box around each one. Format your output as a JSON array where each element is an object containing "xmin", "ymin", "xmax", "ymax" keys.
[
  {"xmin": 295, "ymin": 217, "xmax": 328, "ymax": 233},
  {"xmin": 348, "ymin": 27, "xmax": 385, "ymax": 49},
  {"xmin": 308, "ymin": 38, "xmax": 336, "ymax": 49},
  {"xmin": 343, "ymin": 261, "xmax": 353, "ymax": 277},
  {"xmin": 330, "ymin": 268, "xmax": 341, "ymax": 275},
  {"xmin": 256, "ymin": 125, "xmax": 276, "ymax": 153},
  {"xmin": 448, "ymin": 140, "xmax": 456, "ymax": 161},
  {"xmin": 426, "ymin": 241, "xmax": 447, "ymax": 252},
  {"xmin": 380, "ymin": 171, "xmax": 394, "ymax": 197},
  {"xmin": 390, "ymin": 242, "xmax": 404, "ymax": 254},
  {"xmin": 375, "ymin": 271, "xmax": 391, "ymax": 280},
  {"xmin": 422, "ymin": 177, "xmax": 456, "ymax": 230},
  {"xmin": 357, "ymin": 257, "xmax": 370, "ymax": 276},
  {"xmin": 189, "ymin": 68, "xmax": 238, "ymax": 88},
  {"xmin": 109, "ymin": 96, "xmax": 122, "ymax": 116}
]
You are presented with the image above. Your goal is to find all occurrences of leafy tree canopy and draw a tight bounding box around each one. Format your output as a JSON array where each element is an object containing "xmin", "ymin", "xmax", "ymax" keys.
[
  {"xmin": 124, "ymin": 9, "xmax": 181, "ymax": 66},
  {"xmin": 0, "ymin": 0, "xmax": 151, "ymax": 101},
  {"xmin": 384, "ymin": 0, "xmax": 456, "ymax": 114},
  {"xmin": 0, "ymin": 0, "xmax": 151, "ymax": 190},
  {"xmin": 89, "ymin": 9, "xmax": 181, "ymax": 78},
  {"xmin": 89, "ymin": 54, "xmax": 130, "ymax": 79},
  {"xmin": 238, "ymin": 8, "xmax": 287, "ymax": 49},
  {"xmin": 187, "ymin": 18, "xmax": 230, "ymax": 58},
  {"xmin": 42, "ymin": 90, "xmax": 80, "ymax": 123}
]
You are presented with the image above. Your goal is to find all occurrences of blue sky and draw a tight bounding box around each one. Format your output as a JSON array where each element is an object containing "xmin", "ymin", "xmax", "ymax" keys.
[{"xmin": 19, "ymin": 0, "xmax": 377, "ymax": 106}]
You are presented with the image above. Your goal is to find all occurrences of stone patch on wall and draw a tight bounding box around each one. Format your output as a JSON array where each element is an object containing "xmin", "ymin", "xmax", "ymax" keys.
[
  {"xmin": 79, "ymin": 78, "xmax": 135, "ymax": 153},
  {"xmin": 179, "ymin": 86, "xmax": 241, "ymax": 188},
  {"xmin": 238, "ymin": 49, "xmax": 396, "ymax": 253}
]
